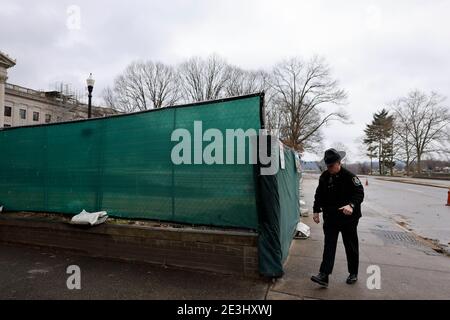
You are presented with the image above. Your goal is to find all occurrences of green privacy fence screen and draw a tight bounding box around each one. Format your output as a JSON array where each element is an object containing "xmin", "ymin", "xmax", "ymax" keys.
[
  {"xmin": 257, "ymin": 143, "xmax": 300, "ymax": 277},
  {"xmin": 0, "ymin": 94, "xmax": 262, "ymax": 229},
  {"xmin": 0, "ymin": 93, "xmax": 300, "ymax": 277}
]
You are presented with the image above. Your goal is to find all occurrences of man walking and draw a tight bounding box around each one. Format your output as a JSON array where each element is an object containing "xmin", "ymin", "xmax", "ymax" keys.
[{"xmin": 311, "ymin": 148, "xmax": 364, "ymax": 288}]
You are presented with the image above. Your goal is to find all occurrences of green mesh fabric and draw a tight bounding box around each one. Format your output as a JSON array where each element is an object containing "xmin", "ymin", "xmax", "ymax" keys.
[
  {"xmin": 278, "ymin": 149, "xmax": 300, "ymax": 263},
  {"xmin": 257, "ymin": 144, "xmax": 300, "ymax": 277},
  {"xmin": 0, "ymin": 95, "xmax": 262, "ymax": 229}
]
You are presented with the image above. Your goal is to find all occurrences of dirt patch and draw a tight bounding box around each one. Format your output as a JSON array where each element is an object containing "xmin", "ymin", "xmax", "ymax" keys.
[
  {"xmin": 394, "ymin": 219, "xmax": 450, "ymax": 257},
  {"xmin": 396, "ymin": 221, "xmax": 409, "ymax": 229}
]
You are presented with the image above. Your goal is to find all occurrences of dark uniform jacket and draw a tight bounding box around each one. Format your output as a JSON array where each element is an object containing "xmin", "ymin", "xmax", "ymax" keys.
[{"xmin": 313, "ymin": 167, "xmax": 364, "ymax": 220}]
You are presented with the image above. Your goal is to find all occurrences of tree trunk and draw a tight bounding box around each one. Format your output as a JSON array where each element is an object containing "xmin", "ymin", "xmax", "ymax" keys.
[
  {"xmin": 406, "ymin": 155, "xmax": 410, "ymax": 176},
  {"xmin": 378, "ymin": 142, "xmax": 382, "ymax": 175},
  {"xmin": 417, "ymin": 156, "xmax": 422, "ymax": 174}
]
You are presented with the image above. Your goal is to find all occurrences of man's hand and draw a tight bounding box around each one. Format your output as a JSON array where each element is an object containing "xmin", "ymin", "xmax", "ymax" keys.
[
  {"xmin": 339, "ymin": 204, "xmax": 353, "ymax": 215},
  {"xmin": 313, "ymin": 212, "xmax": 320, "ymax": 224}
]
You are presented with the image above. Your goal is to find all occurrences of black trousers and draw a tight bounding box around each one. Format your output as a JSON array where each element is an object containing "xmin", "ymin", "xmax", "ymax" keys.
[{"xmin": 319, "ymin": 216, "xmax": 360, "ymax": 275}]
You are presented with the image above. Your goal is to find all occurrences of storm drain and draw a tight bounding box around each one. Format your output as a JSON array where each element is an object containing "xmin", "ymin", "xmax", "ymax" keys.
[{"xmin": 370, "ymin": 230, "xmax": 426, "ymax": 248}]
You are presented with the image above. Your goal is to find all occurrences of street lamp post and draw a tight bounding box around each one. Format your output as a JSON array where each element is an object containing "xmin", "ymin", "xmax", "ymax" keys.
[{"xmin": 86, "ymin": 73, "xmax": 95, "ymax": 118}]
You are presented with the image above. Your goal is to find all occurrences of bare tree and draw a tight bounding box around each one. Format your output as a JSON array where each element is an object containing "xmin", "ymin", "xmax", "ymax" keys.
[
  {"xmin": 224, "ymin": 66, "xmax": 277, "ymax": 130},
  {"xmin": 142, "ymin": 62, "xmax": 182, "ymax": 108},
  {"xmin": 104, "ymin": 61, "xmax": 182, "ymax": 113},
  {"xmin": 392, "ymin": 90, "xmax": 450, "ymax": 173},
  {"xmin": 102, "ymin": 86, "xmax": 116, "ymax": 109},
  {"xmin": 391, "ymin": 111, "xmax": 417, "ymax": 175},
  {"xmin": 224, "ymin": 67, "xmax": 270, "ymax": 97},
  {"xmin": 265, "ymin": 102, "xmax": 283, "ymax": 133},
  {"xmin": 269, "ymin": 56, "xmax": 348, "ymax": 153},
  {"xmin": 434, "ymin": 124, "xmax": 450, "ymax": 160},
  {"xmin": 114, "ymin": 61, "xmax": 149, "ymax": 112},
  {"xmin": 179, "ymin": 54, "xmax": 230, "ymax": 102}
]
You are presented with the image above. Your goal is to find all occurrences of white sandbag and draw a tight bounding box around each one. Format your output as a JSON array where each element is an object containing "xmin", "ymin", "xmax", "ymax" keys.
[
  {"xmin": 300, "ymin": 208, "xmax": 309, "ymax": 217},
  {"xmin": 295, "ymin": 222, "xmax": 311, "ymax": 239},
  {"xmin": 70, "ymin": 209, "xmax": 108, "ymax": 226}
]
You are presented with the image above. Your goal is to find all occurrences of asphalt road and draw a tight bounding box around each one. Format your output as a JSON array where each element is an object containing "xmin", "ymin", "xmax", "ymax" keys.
[{"xmin": 303, "ymin": 173, "xmax": 450, "ymax": 251}]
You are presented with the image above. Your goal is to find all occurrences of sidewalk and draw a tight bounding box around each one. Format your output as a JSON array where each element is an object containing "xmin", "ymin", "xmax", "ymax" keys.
[{"xmin": 266, "ymin": 176, "xmax": 450, "ymax": 300}]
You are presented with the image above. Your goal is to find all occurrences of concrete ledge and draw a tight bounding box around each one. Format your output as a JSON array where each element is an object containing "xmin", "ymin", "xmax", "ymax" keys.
[{"xmin": 0, "ymin": 214, "xmax": 260, "ymax": 278}]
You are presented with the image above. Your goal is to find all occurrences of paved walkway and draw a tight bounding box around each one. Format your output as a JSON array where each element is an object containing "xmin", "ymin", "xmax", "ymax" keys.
[{"xmin": 267, "ymin": 175, "xmax": 450, "ymax": 299}]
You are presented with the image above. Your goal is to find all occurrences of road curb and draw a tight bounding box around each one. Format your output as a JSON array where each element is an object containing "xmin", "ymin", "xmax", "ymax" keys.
[{"xmin": 373, "ymin": 177, "xmax": 449, "ymax": 189}]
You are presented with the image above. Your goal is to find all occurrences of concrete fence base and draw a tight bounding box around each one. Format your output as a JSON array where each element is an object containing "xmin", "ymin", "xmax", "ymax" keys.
[{"xmin": 0, "ymin": 213, "xmax": 259, "ymax": 278}]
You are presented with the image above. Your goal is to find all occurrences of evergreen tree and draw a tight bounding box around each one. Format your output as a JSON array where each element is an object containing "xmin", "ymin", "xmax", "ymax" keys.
[{"xmin": 364, "ymin": 109, "xmax": 395, "ymax": 175}]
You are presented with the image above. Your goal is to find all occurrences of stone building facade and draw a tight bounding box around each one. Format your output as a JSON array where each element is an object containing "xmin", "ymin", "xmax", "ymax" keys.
[{"xmin": 0, "ymin": 51, "xmax": 118, "ymax": 129}]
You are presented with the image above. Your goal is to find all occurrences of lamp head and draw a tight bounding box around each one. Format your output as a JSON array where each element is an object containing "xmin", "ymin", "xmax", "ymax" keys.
[{"xmin": 86, "ymin": 73, "xmax": 95, "ymax": 91}]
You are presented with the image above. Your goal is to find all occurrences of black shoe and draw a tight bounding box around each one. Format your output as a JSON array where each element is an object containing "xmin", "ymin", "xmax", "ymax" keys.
[
  {"xmin": 311, "ymin": 272, "xmax": 329, "ymax": 287},
  {"xmin": 346, "ymin": 274, "xmax": 358, "ymax": 284}
]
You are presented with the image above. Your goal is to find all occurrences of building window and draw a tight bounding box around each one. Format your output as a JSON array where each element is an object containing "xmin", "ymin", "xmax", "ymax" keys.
[
  {"xmin": 33, "ymin": 111, "xmax": 39, "ymax": 121},
  {"xmin": 20, "ymin": 109, "xmax": 26, "ymax": 119},
  {"xmin": 45, "ymin": 114, "xmax": 51, "ymax": 123},
  {"xmin": 3, "ymin": 124, "xmax": 11, "ymax": 128},
  {"xmin": 4, "ymin": 106, "xmax": 12, "ymax": 117}
]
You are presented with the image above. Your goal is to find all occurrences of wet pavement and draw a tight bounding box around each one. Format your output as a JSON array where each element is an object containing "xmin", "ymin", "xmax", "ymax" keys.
[
  {"xmin": 270, "ymin": 174, "xmax": 450, "ymax": 299},
  {"xmin": 356, "ymin": 174, "xmax": 449, "ymax": 252}
]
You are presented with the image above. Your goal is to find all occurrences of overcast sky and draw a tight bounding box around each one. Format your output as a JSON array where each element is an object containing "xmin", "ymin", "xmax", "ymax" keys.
[{"xmin": 1, "ymin": 0, "xmax": 449, "ymax": 161}]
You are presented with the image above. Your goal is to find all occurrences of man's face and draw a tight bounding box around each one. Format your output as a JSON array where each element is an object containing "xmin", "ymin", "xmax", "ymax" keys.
[{"xmin": 327, "ymin": 161, "xmax": 341, "ymax": 175}]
